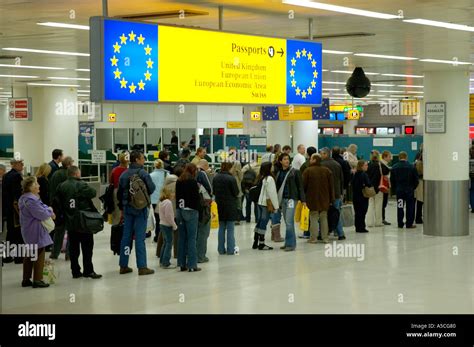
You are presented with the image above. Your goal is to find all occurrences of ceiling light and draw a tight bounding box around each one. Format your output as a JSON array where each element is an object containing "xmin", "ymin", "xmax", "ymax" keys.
[
  {"xmin": 0, "ymin": 74, "xmax": 39, "ymax": 78},
  {"xmin": 78, "ymin": 90, "xmax": 90, "ymax": 93},
  {"xmin": 282, "ymin": 0, "xmax": 401, "ymax": 19},
  {"xmin": 403, "ymin": 18, "xmax": 474, "ymax": 32},
  {"xmin": 27, "ymin": 83, "xmax": 80, "ymax": 87},
  {"xmin": 323, "ymin": 88, "xmax": 340, "ymax": 91},
  {"xmin": 3, "ymin": 47, "xmax": 89, "ymax": 57},
  {"xmin": 332, "ymin": 70, "xmax": 379, "ymax": 75},
  {"xmin": 366, "ymin": 94, "xmax": 384, "ymax": 97},
  {"xmin": 420, "ymin": 58, "xmax": 472, "ymax": 65},
  {"xmin": 354, "ymin": 53, "xmax": 418, "ymax": 60},
  {"xmin": 382, "ymin": 73, "xmax": 424, "ymax": 78},
  {"xmin": 371, "ymin": 83, "xmax": 395, "ymax": 87},
  {"xmin": 76, "ymin": 68, "xmax": 90, "ymax": 72},
  {"xmin": 397, "ymin": 85, "xmax": 423, "ymax": 88},
  {"xmin": 378, "ymin": 90, "xmax": 407, "ymax": 93},
  {"xmin": 406, "ymin": 91, "xmax": 424, "ymax": 94},
  {"xmin": 0, "ymin": 64, "xmax": 65, "ymax": 70},
  {"xmin": 323, "ymin": 81, "xmax": 346, "ymax": 85},
  {"xmin": 332, "ymin": 93, "xmax": 351, "ymax": 96},
  {"xmin": 322, "ymin": 69, "xmax": 329, "ymax": 71},
  {"xmin": 323, "ymin": 49, "xmax": 353, "ymax": 55},
  {"xmin": 37, "ymin": 22, "xmax": 89, "ymax": 30},
  {"xmin": 48, "ymin": 77, "xmax": 90, "ymax": 81}
]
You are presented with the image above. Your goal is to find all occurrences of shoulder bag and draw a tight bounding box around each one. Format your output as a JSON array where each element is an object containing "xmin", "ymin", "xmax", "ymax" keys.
[
  {"xmin": 378, "ymin": 162, "xmax": 390, "ymax": 194},
  {"xmin": 265, "ymin": 178, "xmax": 275, "ymax": 212}
]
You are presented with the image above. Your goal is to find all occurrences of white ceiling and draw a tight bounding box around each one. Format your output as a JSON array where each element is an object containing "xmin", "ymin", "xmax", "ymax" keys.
[{"xmin": 0, "ymin": 0, "xmax": 473, "ymax": 103}]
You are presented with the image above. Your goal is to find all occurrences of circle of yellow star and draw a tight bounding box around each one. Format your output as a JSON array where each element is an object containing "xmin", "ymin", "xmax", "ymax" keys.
[
  {"xmin": 301, "ymin": 48, "xmax": 307, "ymax": 57},
  {"xmin": 295, "ymin": 87, "xmax": 301, "ymax": 95},
  {"xmin": 311, "ymin": 80, "xmax": 317, "ymax": 88},
  {"xmin": 307, "ymin": 52, "xmax": 313, "ymax": 60},
  {"xmin": 113, "ymin": 68, "xmax": 122, "ymax": 79},
  {"xmin": 120, "ymin": 33, "xmax": 127, "ymax": 44},
  {"xmin": 296, "ymin": 50, "xmax": 301, "ymax": 58},
  {"xmin": 129, "ymin": 82, "xmax": 137, "ymax": 93},
  {"xmin": 144, "ymin": 70, "xmax": 152, "ymax": 81},
  {"xmin": 110, "ymin": 55, "xmax": 118, "ymax": 66},
  {"xmin": 313, "ymin": 70, "xmax": 318, "ymax": 78},
  {"xmin": 311, "ymin": 60, "xmax": 317, "ymax": 68},
  {"xmin": 301, "ymin": 90, "xmax": 307, "ymax": 99},
  {"xmin": 144, "ymin": 44, "xmax": 152, "ymax": 55},
  {"xmin": 129, "ymin": 31, "xmax": 136, "ymax": 41},
  {"xmin": 113, "ymin": 42, "xmax": 121, "ymax": 53},
  {"xmin": 138, "ymin": 80, "xmax": 146, "ymax": 90},
  {"xmin": 137, "ymin": 34, "xmax": 145, "ymax": 45},
  {"xmin": 291, "ymin": 57, "xmax": 296, "ymax": 66},
  {"xmin": 120, "ymin": 78, "xmax": 128, "ymax": 88},
  {"xmin": 289, "ymin": 68, "xmax": 295, "ymax": 77},
  {"xmin": 307, "ymin": 87, "xmax": 313, "ymax": 95},
  {"xmin": 146, "ymin": 58, "xmax": 154, "ymax": 69},
  {"xmin": 291, "ymin": 79, "xmax": 297, "ymax": 87}
]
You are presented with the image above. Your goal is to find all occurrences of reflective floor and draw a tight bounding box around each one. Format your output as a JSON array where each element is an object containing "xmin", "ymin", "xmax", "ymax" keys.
[{"xmin": 2, "ymin": 201, "xmax": 473, "ymax": 314}]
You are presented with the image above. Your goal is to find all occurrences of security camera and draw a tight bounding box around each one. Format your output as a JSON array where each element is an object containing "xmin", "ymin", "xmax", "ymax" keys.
[
  {"xmin": 142, "ymin": 122, "xmax": 148, "ymax": 128},
  {"xmin": 346, "ymin": 67, "xmax": 371, "ymax": 98}
]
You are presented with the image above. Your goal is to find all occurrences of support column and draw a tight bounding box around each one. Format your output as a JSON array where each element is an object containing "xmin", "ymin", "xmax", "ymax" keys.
[
  {"xmin": 292, "ymin": 120, "xmax": 318, "ymax": 149},
  {"xmin": 423, "ymin": 70, "xmax": 470, "ymax": 236},
  {"xmin": 343, "ymin": 119, "xmax": 357, "ymax": 135},
  {"xmin": 13, "ymin": 87, "xmax": 78, "ymax": 168},
  {"xmin": 266, "ymin": 121, "xmax": 291, "ymax": 148}
]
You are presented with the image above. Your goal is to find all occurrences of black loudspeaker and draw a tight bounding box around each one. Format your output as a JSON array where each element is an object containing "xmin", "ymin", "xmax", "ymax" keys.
[{"xmin": 346, "ymin": 67, "xmax": 371, "ymax": 98}]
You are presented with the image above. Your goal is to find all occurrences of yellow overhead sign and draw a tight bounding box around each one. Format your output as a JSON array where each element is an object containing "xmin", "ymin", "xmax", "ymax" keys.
[
  {"xmin": 278, "ymin": 106, "xmax": 312, "ymax": 120},
  {"xmin": 251, "ymin": 111, "xmax": 261, "ymax": 121},
  {"xmin": 227, "ymin": 121, "xmax": 244, "ymax": 129},
  {"xmin": 346, "ymin": 109, "xmax": 360, "ymax": 120},
  {"xmin": 108, "ymin": 113, "xmax": 116, "ymax": 122}
]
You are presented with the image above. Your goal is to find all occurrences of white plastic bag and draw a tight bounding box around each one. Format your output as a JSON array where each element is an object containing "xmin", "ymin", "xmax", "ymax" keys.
[{"xmin": 146, "ymin": 205, "xmax": 156, "ymax": 232}]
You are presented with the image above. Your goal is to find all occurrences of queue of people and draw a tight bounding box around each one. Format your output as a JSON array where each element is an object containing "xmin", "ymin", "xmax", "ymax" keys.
[{"xmin": 1, "ymin": 143, "xmax": 425, "ymax": 289}]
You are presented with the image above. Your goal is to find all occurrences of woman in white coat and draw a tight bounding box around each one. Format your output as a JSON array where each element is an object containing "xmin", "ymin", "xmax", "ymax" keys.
[{"xmin": 253, "ymin": 162, "xmax": 279, "ymax": 250}]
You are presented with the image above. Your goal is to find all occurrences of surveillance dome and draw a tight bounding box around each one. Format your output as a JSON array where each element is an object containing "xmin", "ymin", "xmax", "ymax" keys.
[{"xmin": 346, "ymin": 67, "xmax": 371, "ymax": 98}]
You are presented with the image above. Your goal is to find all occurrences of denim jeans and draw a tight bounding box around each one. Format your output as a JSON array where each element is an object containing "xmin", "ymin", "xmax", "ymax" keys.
[
  {"xmin": 177, "ymin": 209, "xmax": 199, "ymax": 269},
  {"xmin": 281, "ymin": 199, "xmax": 296, "ymax": 249},
  {"xmin": 255, "ymin": 205, "xmax": 271, "ymax": 235},
  {"xmin": 159, "ymin": 225, "xmax": 173, "ymax": 267},
  {"xmin": 244, "ymin": 193, "xmax": 259, "ymax": 222},
  {"xmin": 332, "ymin": 198, "xmax": 345, "ymax": 237},
  {"xmin": 197, "ymin": 220, "xmax": 211, "ymax": 261},
  {"xmin": 271, "ymin": 210, "xmax": 281, "ymax": 226},
  {"xmin": 120, "ymin": 207, "xmax": 148, "ymax": 269},
  {"xmin": 218, "ymin": 221, "xmax": 235, "ymax": 255}
]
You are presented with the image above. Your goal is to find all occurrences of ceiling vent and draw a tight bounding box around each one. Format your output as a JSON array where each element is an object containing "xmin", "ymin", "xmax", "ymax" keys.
[
  {"xmin": 115, "ymin": 9, "xmax": 209, "ymax": 21},
  {"xmin": 0, "ymin": 55, "xmax": 21, "ymax": 60},
  {"xmin": 296, "ymin": 32, "xmax": 375, "ymax": 40}
]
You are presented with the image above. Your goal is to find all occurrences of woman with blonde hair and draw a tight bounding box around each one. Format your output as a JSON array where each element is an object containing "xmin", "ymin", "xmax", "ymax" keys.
[
  {"xmin": 344, "ymin": 144, "xmax": 359, "ymax": 170},
  {"xmin": 35, "ymin": 163, "xmax": 52, "ymax": 205},
  {"xmin": 366, "ymin": 150, "xmax": 390, "ymax": 227},
  {"xmin": 158, "ymin": 186, "xmax": 178, "ymax": 269},
  {"xmin": 19, "ymin": 176, "xmax": 55, "ymax": 288},
  {"xmin": 150, "ymin": 159, "xmax": 169, "ymax": 240}
]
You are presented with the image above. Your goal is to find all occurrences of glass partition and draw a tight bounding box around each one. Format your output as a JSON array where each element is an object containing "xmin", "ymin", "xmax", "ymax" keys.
[
  {"xmin": 96, "ymin": 129, "xmax": 113, "ymax": 151},
  {"xmin": 113, "ymin": 128, "xmax": 129, "ymax": 152},
  {"xmin": 130, "ymin": 128, "xmax": 145, "ymax": 152},
  {"xmin": 162, "ymin": 128, "xmax": 179, "ymax": 155},
  {"xmin": 180, "ymin": 129, "xmax": 195, "ymax": 151},
  {"xmin": 146, "ymin": 128, "xmax": 162, "ymax": 152}
]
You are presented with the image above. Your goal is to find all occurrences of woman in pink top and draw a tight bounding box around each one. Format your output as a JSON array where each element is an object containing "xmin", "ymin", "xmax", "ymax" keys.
[{"xmin": 157, "ymin": 187, "xmax": 178, "ymax": 269}]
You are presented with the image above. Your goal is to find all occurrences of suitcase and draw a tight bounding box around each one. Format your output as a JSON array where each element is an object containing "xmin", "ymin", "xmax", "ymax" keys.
[
  {"xmin": 110, "ymin": 223, "xmax": 133, "ymax": 255},
  {"xmin": 341, "ymin": 204, "xmax": 354, "ymax": 227}
]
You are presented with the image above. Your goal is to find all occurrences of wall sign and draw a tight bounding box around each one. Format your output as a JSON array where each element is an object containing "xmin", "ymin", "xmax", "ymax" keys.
[
  {"xmin": 227, "ymin": 121, "xmax": 244, "ymax": 129},
  {"xmin": 90, "ymin": 17, "xmax": 323, "ymax": 105},
  {"xmin": 250, "ymin": 111, "xmax": 261, "ymax": 121},
  {"xmin": 108, "ymin": 113, "xmax": 117, "ymax": 122},
  {"xmin": 8, "ymin": 98, "xmax": 32, "ymax": 121},
  {"xmin": 373, "ymin": 138, "xmax": 393, "ymax": 147},
  {"xmin": 425, "ymin": 102, "xmax": 446, "ymax": 133},
  {"xmin": 91, "ymin": 150, "xmax": 106, "ymax": 164}
]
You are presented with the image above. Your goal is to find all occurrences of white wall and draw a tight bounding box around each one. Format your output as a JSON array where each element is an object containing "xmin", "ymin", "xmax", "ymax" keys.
[{"xmin": 0, "ymin": 105, "xmax": 13, "ymax": 134}]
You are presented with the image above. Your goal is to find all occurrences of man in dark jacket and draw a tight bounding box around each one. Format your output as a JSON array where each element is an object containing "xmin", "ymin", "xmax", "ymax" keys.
[
  {"xmin": 56, "ymin": 166, "xmax": 101, "ymax": 279},
  {"xmin": 299, "ymin": 146, "xmax": 317, "ymax": 239},
  {"xmin": 2, "ymin": 158, "xmax": 24, "ymax": 263},
  {"xmin": 332, "ymin": 146, "xmax": 352, "ymax": 192},
  {"xmin": 48, "ymin": 149, "xmax": 64, "ymax": 179},
  {"xmin": 49, "ymin": 156, "xmax": 74, "ymax": 259},
  {"xmin": 173, "ymin": 148, "xmax": 191, "ymax": 174},
  {"xmin": 117, "ymin": 150, "xmax": 156, "ymax": 276},
  {"xmin": 196, "ymin": 159, "xmax": 213, "ymax": 263},
  {"xmin": 390, "ymin": 151, "xmax": 419, "ymax": 229},
  {"xmin": 302, "ymin": 154, "xmax": 335, "ymax": 243},
  {"xmin": 320, "ymin": 147, "xmax": 346, "ymax": 240}
]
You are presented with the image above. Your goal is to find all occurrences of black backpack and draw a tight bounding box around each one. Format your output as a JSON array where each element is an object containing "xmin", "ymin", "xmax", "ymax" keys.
[
  {"xmin": 249, "ymin": 179, "xmax": 263, "ymax": 204},
  {"xmin": 242, "ymin": 164, "xmax": 257, "ymax": 191}
]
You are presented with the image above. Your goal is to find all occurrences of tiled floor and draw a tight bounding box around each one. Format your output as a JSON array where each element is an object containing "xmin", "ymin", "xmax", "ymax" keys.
[{"xmin": 1, "ymin": 202, "xmax": 473, "ymax": 314}]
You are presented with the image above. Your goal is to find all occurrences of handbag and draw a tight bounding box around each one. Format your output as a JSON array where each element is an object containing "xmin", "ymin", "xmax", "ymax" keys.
[
  {"xmin": 41, "ymin": 217, "xmax": 55, "ymax": 232},
  {"xmin": 363, "ymin": 186, "xmax": 376, "ymax": 198},
  {"xmin": 378, "ymin": 162, "xmax": 390, "ymax": 194},
  {"xmin": 300, "ymin": 205, "xmax": 310, "ymax": 231},
  {"xmin": 341, "ymin": 204, "xmax": 354, "ymax": 227},
  {"xmin": 77, "ymin": 210, "xmax": 104, "ymax": 234}
]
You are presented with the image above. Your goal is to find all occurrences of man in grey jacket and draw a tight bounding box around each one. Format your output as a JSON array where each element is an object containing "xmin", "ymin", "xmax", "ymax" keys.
[{"xmin": 320, "ymin": 147, "xmax": 346, "ymax": 240}]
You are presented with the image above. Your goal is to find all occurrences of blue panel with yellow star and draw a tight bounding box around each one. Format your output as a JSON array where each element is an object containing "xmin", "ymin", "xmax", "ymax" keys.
[
  {"xmin": 104, "ymin": 19, "xmax": 158, "ymax": 102},
  {"xmin": 286, "ymin": 40, "xmax": 322, "ymax": 105}
]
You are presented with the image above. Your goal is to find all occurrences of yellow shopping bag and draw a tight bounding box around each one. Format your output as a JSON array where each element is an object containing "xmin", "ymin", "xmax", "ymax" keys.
[
  {"xmin": 294, "ymin": 201, "xmax": 302, "ymax": 223},
  {"xmin": 210, "ymin": 201, "xmax": 219, "ymax": 229},
  {"xmin": 300, "ymin": 205, "xmax": 310, "ymax": 231}
]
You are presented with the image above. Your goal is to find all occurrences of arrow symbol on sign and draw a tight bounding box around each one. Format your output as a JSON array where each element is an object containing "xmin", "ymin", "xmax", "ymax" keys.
[{"xmin": 278, "ymin": 48, "xmax": 284, "ymax": 57}]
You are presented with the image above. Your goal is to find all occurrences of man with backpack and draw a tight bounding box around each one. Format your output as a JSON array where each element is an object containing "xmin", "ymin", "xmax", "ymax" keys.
[
  {"xmin": 242, "ymin": 161, "xmax": 259, "ymax": 223},
  {"xmin": 117, "ymin": 150, "xmax": 156, "ymax": 276}
]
